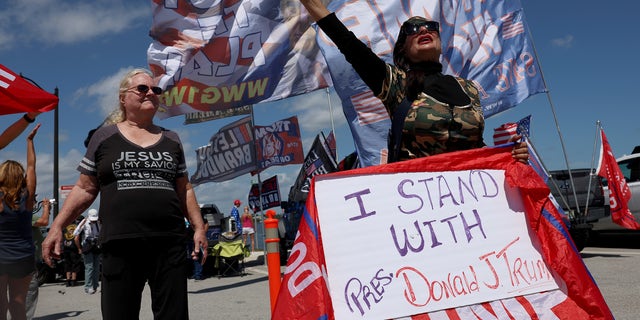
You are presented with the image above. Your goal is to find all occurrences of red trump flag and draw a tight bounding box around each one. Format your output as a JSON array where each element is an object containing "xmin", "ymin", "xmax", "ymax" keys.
[
  {"xmin": 596, "ymin": 128, "xmax": 640, "ymax": 230},
  {"xmin": 273, "ymin": 146, "xmax": 612, "ymax": 319},
  {"xmin": 0, "ymin": 64, "xmax": 58, "ymax": 114}
]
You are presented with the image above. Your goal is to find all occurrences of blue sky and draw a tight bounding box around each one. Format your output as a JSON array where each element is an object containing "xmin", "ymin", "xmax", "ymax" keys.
[{"xmin": 1, "ymin": 0, "xmax": 638, "ymax": 216}]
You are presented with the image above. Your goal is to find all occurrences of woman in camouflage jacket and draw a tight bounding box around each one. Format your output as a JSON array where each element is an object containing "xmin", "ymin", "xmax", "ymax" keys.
[{"xmin": 300, "ymin": 0, "xmax": 529, "ymax": 163}]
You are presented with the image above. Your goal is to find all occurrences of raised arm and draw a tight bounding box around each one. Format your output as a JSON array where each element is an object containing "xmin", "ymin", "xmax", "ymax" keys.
[
  {"xmin": 33, "ymin": 198, "xmax": 51, "ymax": 227},
  {"xmin": 301, "ymin": 0, "xmax": 387, "ymax": 95},
  {"xmin": 25, "ymin": 123, "xmax": 41, "ymax": 212},
  {"xmin": 0, "ymin": 112, "xmax": 40, "ymax": 150}
]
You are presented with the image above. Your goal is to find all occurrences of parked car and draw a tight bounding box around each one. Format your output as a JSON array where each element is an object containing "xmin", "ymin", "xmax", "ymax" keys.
[
  {"xmin": 594, "ymin": 146, "xmax": 640, "ymax": 231},
  {"xmin": 546, "ymin": 168, "xmax": 609, "ymax": 251}
]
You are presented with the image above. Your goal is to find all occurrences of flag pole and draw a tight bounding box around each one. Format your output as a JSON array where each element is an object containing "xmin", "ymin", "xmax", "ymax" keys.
[
  {"xmin": 524, "ymin": 18, "xmax": 581, "ymax": 215},
  {"xmin": 325, "ymin": 87, "xmax": 338, "ymax": 161},
  {"xmin": 19, "ymin": 73, "xmax": 60, "ymax": 217},
  {"xmin": 249, "ymin": 105, "xmax": 266, "ymax": 253},
  {"xmin": 583, "ymin": 120, "xmax": 602, "ymax": 219}
]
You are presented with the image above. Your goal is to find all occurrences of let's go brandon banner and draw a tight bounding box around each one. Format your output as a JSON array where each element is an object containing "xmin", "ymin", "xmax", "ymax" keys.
[{"xmin": 190, "ymin": 116, "xmax": 255, "ymax": 185}]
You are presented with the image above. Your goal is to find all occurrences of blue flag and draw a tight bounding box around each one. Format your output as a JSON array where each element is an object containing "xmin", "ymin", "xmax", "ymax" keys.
[{"xmin": 317, "ymin": 0, "xmax": 546, "ymax": 167}]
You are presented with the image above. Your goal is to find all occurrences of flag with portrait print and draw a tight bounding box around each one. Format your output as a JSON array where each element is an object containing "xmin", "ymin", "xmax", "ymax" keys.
[
  {"xmin": 253, "ymin": 116, "xmax": 304, "ymax": 174},
  {"xmin": 316, "ymin": 0, "xmax": 546, "ymax": 167},
  {"xmin": 147, "ymin": 0, "xmax": 332, "ymax": 119}
]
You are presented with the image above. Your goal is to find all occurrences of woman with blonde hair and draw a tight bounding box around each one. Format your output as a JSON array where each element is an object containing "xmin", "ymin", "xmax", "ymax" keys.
[
  {"xmin": 42, "ymin": 68, "xmax": 207, "ymax": 319},
  {"xmin": 0, "ymin": 124, "xmax": 40, "ymax": 320}
]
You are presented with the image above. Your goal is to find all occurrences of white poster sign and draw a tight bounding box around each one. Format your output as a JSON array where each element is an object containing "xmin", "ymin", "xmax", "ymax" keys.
[{"xmin": 314, "ymin": 169, "xmax": 559, "ymax": 319}]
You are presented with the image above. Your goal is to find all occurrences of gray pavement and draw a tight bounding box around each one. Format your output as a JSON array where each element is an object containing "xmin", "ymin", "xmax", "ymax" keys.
[
  {"xmin": 30, "ymin": 239, "xmax": 640, "ymax": 319},
  {"xmin": 33, "ymin": 252, "xmax": 274, "ymax": 320}
]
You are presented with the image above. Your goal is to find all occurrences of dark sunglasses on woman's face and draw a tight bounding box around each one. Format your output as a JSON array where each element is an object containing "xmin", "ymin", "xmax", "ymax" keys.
[
  {"xmin": 130, "ymin": 84, "xmax": 163, "ymax": 95},
  {"xmin": 402, "ymin": 20, "xmax": 440, "ymax": 36}
]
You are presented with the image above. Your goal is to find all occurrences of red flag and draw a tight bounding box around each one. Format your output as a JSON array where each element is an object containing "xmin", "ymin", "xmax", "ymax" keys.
[
  {"xmin": 0, "ymin": 64, "xmax": 58, "ymax": 114},
  {"xmin": 596, "ymin": 128, "xmax": 640, "ymax": 230},
  {"xmin": 274, "ymin": 146, "xmax": 612, "ymax": 319}
]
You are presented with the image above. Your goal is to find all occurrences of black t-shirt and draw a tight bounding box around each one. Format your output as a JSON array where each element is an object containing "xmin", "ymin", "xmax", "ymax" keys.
[{"xmin": 78, "ymin": 125, "xmax": 188, "ymax": 243}]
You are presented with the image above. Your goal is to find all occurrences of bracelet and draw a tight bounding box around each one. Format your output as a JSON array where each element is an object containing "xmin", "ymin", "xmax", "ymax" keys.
[{"xmin": 23, "ymin": 114, "xmax": 35, "ymax": 123}]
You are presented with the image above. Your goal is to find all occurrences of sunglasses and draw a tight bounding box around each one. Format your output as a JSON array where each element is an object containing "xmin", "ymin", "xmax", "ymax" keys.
[
  {"xmin": 402, "ymin": 20, "xmax": 440, "ymax": 36},
  {"xmin": 129, "ymin": 84, "xmax": 163, "ymax": 95}
]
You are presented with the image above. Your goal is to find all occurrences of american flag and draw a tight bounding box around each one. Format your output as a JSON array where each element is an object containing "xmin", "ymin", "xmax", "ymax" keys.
[
  {"xmin": 351, "ymin": 90, "xmax": 388, "ymax": 126},
  {"xmin": 493, "ymin": 122, "xmax": 518, "ymax": 145},
  {"xmin": 493, "ymin": 115, "xmax": 531, "ymax": 145}
]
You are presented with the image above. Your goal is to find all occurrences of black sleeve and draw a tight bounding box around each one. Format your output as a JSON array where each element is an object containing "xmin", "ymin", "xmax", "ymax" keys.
[{"xmin": 316, "ymin": 13, "xmax": 387, "ymax": 95}]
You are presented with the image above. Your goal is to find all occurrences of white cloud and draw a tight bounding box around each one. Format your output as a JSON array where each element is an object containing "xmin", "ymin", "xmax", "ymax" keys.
[
  {"xmin": 0, "ymin": 0, "xmax": 148, "ymax": 49},
  {"xmin": 72, "ymin": 67, "xmax": 133, "ymax": 118},
  {"xmin": 551, "ymin": 35, "xmax": 574, "ymax": 48}
]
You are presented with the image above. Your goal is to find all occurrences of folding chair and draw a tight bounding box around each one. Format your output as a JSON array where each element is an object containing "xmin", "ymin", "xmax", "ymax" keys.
[{"xmin": 212, "ymin": 232, "xmax": 248, "ymax": 277}]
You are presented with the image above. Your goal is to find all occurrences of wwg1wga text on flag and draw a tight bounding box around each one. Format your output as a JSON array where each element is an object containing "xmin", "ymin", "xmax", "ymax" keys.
[
  {"xmin": 596, "ymin": 128, "xmax": 640, "ymax": 230},
  {"xmin": 316, "ymin": 0, "xmax": 546, "ymax": 167},
  {"xmin": 147, "ymin": 0, "xmax": 332, "ymax": 119}
]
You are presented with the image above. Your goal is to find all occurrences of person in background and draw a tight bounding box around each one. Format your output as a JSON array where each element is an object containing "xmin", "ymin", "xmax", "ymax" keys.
[
  {"xmin": 41, "ymin": 68, "xmax": 207, "ymax": 320},
  {"xmin": 0, "ymin": 123, "xmax": 40, "ymax": 320},
  {"xmin": 186, "ymin": 217, "xmax": 208, "ymax": 281},
  {"xmin": 25, "ymin": 197, "xmax": 51, "ymax": 320},
  {"xmin": 76, "ymin": 208, "xmax": 101, "ymax": 294},
  {"xmin": 229, "ymin": 199, "xmax": 242, "ymax": 236},
  {"xmin": 241, "ymin": 206, "xmax": 256, "ymax": 252},
  {"xmin": 0, "ymin": 112, "xmax": 40, "ymax": 151},
  {"xmin": 298, "ymin": 0, "xmax": 529, "ymax": 163},
  {"xmin": 62, "ymin": 223, "xmax": 81, "ymax": 287}
]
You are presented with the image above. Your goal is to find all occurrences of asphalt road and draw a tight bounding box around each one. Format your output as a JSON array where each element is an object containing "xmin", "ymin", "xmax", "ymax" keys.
[
  {"xmin": 31, "ymin": 232, "xmax": 640, "ymax": 320},
  {"xmin": 33, "ymin": 252, "xmax": 273, "ymax": 320}
]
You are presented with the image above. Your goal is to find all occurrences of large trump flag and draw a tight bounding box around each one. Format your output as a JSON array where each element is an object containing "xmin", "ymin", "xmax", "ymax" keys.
[
  {"xmin": 316, "ymin": 0, "xmax": 546, "ymax": 166},
  {"xmin": 148, "ymin": 0, "xmax": 546, "ymax": 168},
  {"xmin": 273, "ymin": 146, "xmax": 611, "ymax": 319},
  {"xmin": 147, "ymin": 0, "xmax": 332, "ymax": 119}
]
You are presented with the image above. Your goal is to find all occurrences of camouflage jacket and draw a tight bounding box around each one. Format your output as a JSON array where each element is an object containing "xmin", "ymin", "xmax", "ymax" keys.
[{"xmin": 378, "ymin": 64, "xmax": 486, "ymax": 161}]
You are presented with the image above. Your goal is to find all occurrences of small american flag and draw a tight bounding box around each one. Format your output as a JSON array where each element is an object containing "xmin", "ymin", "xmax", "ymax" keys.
[
  {"xmin": 493, "ymin": 122, "xmax": 518, "ymax": 145},
  {"xmin": 493, "ymin": 115, "xmax": 531, "ymax": 145}
]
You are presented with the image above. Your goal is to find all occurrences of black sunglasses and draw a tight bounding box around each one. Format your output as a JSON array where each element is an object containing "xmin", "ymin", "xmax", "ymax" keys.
[
  {"xmin": 129, "ymin": 84, "xmax": 163, "ymax": 95},
  {"xmin": 402, "ymin": 20, "xmax": 440, "ymax": 36}
]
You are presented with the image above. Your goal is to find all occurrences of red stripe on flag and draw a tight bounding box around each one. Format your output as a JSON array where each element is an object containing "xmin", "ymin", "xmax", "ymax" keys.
[
  {"xmin": 493, "ymin": 122, "xmax": 517, "ymax": 145},
  {"xmin": 501, "ymin": 14, "xmax": 525, "ymax": 39},
  {"xmin": 351, "ymin": 91, "xmax": 388, "ymax": 125}
]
